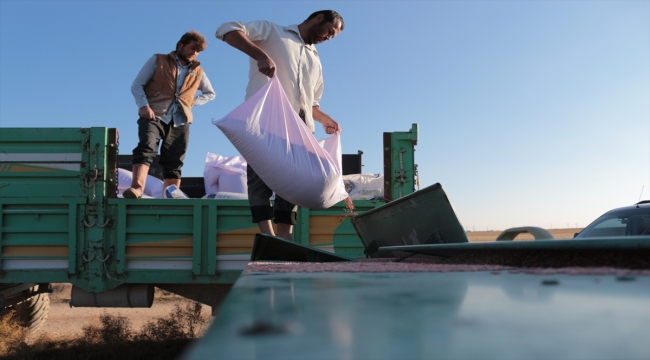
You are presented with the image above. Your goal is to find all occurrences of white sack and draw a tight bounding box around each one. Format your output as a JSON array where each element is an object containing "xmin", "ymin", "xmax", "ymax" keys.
[
  {"xmin": 343, "ymin": 174, "xmax": 384, "ymax": 200},
  {"xmin": 117, "ymin": 168, "xmax": 163, "ymax": 198},
  {"xmin": 202, "ymin": 192, "xmax": 249, "ymax": 200},
  {"xmin": 213, "ymin": 77, "xmax": 347, "ymax": 209},
  {"xmin": 163, "ymin": 185, "xmax": 189, "ymax": 199},
  {"xmin": 219, "ymin": 173, "xmax": 247, "ymax": 193},
  {"xmin": 203, "ymin": 153, "xmax": 247, "ymax": 194}
]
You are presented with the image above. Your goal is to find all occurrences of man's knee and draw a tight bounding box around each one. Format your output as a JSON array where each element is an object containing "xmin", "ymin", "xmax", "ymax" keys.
[{"xmin": 132, "ymin": 146, "xmax": 157, "ymax": 167}]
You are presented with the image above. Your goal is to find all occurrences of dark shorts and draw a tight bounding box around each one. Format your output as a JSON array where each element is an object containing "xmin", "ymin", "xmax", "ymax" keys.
[
  {"xmin": 132, "ymin": 117, "xmax": 190, "ymax": 179},
  {"xmin": 247, "ymin": 164, "xmax": 297, "ymax": 225}
]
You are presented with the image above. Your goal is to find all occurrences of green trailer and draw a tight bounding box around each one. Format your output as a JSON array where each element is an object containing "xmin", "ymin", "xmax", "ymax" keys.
[{"xmin": 0, "ymin": 125, "xmax": 418, "ymax": 331}]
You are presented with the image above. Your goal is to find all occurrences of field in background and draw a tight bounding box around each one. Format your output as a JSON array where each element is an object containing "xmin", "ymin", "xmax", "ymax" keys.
[{"xmin": 468, "ymin": 228, "xmax": 583, "ymax": 242}]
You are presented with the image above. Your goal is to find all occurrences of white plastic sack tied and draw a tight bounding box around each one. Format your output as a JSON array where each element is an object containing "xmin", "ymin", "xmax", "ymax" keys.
[
  {"xmin": 213, "ymin": 76, "xmax": 348, "ymax": 209},
  {"xmin": 343, "ymin": 174, "xmax": 384, "ymax": 200},
  {"xmin": 203, "ymin": 153, "xmax": 248, "ymax": 195}
]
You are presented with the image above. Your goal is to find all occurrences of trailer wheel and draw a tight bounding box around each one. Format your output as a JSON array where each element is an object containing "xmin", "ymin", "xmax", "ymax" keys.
[{"xmin": 13, "ymin": 292, "xmax": 51, "ymax": 334}]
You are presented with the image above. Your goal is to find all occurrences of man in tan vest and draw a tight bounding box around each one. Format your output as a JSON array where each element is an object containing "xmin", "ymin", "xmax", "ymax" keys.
[{"xmin": 125, "ymin": 30, "xmax": 216, "ymax": 198}]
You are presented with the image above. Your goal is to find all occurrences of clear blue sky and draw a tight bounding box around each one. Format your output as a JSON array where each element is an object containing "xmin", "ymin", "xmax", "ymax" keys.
[{"xmin": 1, "ymin": 0, "xmax": 648, "ymax": 231}]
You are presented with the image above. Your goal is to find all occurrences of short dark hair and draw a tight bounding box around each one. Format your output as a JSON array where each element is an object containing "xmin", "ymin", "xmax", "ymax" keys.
[
  {"xmin": 305, "ymin": 10, "xmax": 344, "ymax": 31},
  {"xmin": 176, "ymin": 30, "xmax": 207, "ymax": 52}
]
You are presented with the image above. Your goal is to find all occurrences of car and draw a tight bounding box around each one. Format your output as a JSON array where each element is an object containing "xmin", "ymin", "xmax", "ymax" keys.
[
  {"xmin": 495, "ymin": 201, "xmax": 650, "ymax": 241},
  {"xmin": 574, "ymin": 201, "xmax": 650, "ymax": 238}
]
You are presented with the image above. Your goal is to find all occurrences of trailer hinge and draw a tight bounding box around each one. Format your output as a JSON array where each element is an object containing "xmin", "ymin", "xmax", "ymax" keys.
[{"xmin": 395, "ymin": 147, "xmax": 409, "ymax": 198}]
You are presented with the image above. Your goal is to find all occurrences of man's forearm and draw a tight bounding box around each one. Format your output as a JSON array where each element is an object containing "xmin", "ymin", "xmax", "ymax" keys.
[
  {"xmin": 312, "ymin": 106, "xmax": 331, "ymax": 123},
  {"xmin": 312, "ymin": 106, "xmax": 341, "ymax": 133},
  {"xmin": 194, "ymin": 73, "xmax": 216, "ymax": 106},
  {"xmin": 223, "ymin": 30, "xmax": 276, "ymax": 78},
  {"xmin": 222, "ymin": 30, "xmax": 268, "ymax": 62}
]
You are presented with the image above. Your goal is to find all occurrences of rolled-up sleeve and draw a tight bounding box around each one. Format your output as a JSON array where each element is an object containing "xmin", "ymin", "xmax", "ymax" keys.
[
  {"xmin": 313, "ymin": 76, "xmax": 323, "ymax": 107},
  {"xmin": 215, "ymin": 20, "xmax": 274, "ymax": 42},
  {"xmin": 194, "ymin": 72, "xmax": 216, "ymax": 106},
  {"xmin": 131, "ymin": 55, "xmax": 157, "ymax": 109}
]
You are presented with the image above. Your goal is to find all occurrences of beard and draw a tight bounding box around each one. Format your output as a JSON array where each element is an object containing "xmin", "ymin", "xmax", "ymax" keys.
[
  {"xmin": 306, "ymin": 23, "xmax": 327, "ymax": 45},
  {"xmin": 177, "ymin": 51, "xmax": 191, "ymax": 62}
]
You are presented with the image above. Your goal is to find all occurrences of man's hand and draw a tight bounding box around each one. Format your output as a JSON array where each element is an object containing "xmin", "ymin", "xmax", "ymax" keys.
[
  {"xmin": 257, "ymin": 56, "xmax": 276, "ymax": 78},
  {"xmin": 321, "ymin": 117, "xmax": 340, "ymax": 134},
  {"xmin": 312, "ymin": 106, "xmax": 341, "ymax": 134},
  {"xmin": 138, "ymin": 105, "xmax": 155, "ymax": 120},
  {"xmin": 223, "ymin": 30, "xmax": 276, "ymax": 78}
]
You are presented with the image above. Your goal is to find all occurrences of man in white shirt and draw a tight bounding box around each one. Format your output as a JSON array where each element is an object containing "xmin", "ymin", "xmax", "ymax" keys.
[{"xmin": 216, "ymin": 10, "xmax": 344, "ymax": 239}]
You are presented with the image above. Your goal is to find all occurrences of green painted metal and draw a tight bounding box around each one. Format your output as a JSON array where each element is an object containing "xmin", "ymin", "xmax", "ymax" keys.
[
  {"xmin": 82, "ymin": 127, "xmax": 112, "ymax": 292},
  {"xmin": 293, "ymin": 200, "xmax": 383, "ymax": 258},
  {"xmin": 0, "ymin": 269, "xmax": 241, "ymax": 285},
  {"xmin": 192, "ymin": 205, "xmax": 203, "ymax": 275},
  {"xmin": 67, "ymin": 203, "xmax": 77, "ymax": 274},
  {"xmin": 116, "ymin": 202, "xmax": 127, "ymax": 275},
  {"xmin": 0, "ymin": 271, "xmax": 72, "ymax": 283},
  {"xmin": 384, "ymin": 123, "xmax": 418, "ymax": 200},
  {"xmin": 250, "ymin": 234, "xmax": 356, "ymax": 262},
  {"xmin": 331, "ymin": 202, "xmax": 379, "ymax": 258},
  {"xmin": 0, "ymin": 128, "xmax": 89, "ymax": 198},
  {"xmin": 352, "ymin": 183, "xmax": 469, "ymax": 258},
  {"xmin": 294, "ymin": 200, "xmax": 381, "ymax": 259},
  {"xmin": 109, "ymin": 198, "xmax": 255, "ymax": 287},
  {"xmin": 120, "ymin": 270, "xmax": 241, "ymax": 284},
  {"xmin": 295, "ymin": 207, "xmax": 311, "ymax": 247},
  {"xmin": 1, "ymin": 206, "xmax": 70, "ymax": 245},
  {"xmin": 185, "ymin": 269, "xmax": 650, "ymax": 360},
  {"xmin": 207, "ymin": 205, "xmax": 217, "ymax": 275},
  {"xmin": 0, "ymin": 204, "xmax": 3, "ymax": 272},
  {"xmin": 1, "ymin": 126, "xmax": 418, "ymax": 293},
  {"xmin": 380, "ymin": 236, "xmax": 650, "ymax": 257}
]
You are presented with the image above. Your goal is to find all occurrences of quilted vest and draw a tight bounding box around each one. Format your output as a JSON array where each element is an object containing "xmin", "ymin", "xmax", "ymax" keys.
[{"xmin": 143, "ymin": 51, "xmax": 203, "ymax": 124}]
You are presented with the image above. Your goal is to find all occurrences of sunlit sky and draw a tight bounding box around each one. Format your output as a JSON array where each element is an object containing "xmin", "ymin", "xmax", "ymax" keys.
[{"xmin": 1, "ymin": 0, "xmax": 648, "ymax": 230}]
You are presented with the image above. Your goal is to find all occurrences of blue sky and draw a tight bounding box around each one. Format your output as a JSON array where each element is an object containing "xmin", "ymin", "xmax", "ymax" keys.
[{"xmin": 1, "ymin": 0, "xmax": 648, "ymax": 230}]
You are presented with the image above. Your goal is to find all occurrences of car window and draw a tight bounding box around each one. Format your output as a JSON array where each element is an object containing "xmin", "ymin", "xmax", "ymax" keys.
[
  {"xmin": 578, "ymin": 216, "xmax": 626, "ymax": 237},
  {"xmin": 577, "ymin": 212, "xmax": 650, "ymax": 238}
]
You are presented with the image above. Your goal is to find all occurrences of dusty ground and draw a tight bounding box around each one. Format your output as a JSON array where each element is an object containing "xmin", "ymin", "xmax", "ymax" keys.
[
  {"xmin": 26, "ymin": 228, "xmax": 580, "ymax": 342},
  {"xmin": 27, "ymin": 284, "xmax": 213, "ymax": 343}
]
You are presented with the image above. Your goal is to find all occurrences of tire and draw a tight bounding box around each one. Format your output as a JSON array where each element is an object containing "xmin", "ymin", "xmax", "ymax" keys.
[{"xmin": 13, "ymin": 291, "xmax": 51, "ymax": 334}]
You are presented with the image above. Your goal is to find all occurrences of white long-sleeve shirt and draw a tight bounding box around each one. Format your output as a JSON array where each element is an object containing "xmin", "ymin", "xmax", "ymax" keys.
[{"xmin": 216, "ymin": 21, "xmax": 323, "ymax": 133}]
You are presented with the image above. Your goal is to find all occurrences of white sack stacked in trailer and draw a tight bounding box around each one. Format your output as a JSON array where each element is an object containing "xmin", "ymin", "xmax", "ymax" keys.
[
  {"xmin": 203, "ymin": 153, "xmax": 248, "ymax": 195},
  {"xmin": 343, "ymin": 174, "xmax": 384, "ymax": 200}
]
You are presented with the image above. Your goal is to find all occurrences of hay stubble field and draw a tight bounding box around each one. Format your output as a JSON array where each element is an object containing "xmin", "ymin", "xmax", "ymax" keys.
[{"xmin": 467, "ymin": 228, "xmax": 582, "ymax": 242}]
